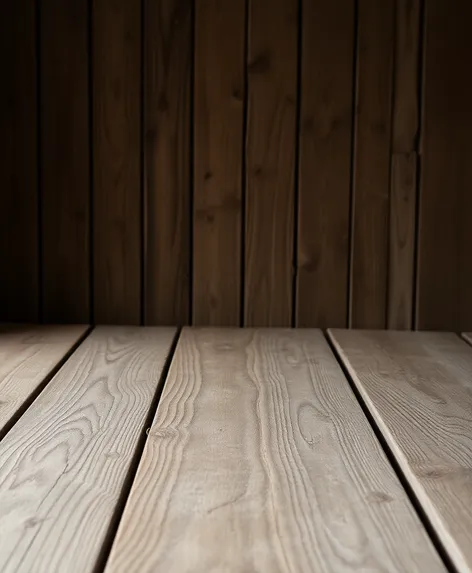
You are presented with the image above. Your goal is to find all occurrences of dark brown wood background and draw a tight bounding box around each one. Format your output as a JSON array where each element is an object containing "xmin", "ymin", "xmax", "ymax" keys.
[{"xmin": 1, "ymin": 0, "xmax": 471, "ymax": 330}]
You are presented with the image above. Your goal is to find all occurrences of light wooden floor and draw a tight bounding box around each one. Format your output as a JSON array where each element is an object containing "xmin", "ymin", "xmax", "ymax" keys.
[{"xmin": 0, "ymin": 326, "xmax": 471, "ymax": 573}]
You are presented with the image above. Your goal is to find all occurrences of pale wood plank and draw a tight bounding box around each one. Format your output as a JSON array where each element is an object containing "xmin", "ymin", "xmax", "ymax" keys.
[
  {"xmin": 105, "ymin": 328, "xmax": 444, "ymax": 573},
  {"xmin": 0, "ymin": 324, "xmax": 88, "ymax": 436},
  {"xmin": 329, "ymin": 329, "xmax": 472, "ymax": 573},
  {"xmin": 0, "ymin": 326, "xmax": 175, "ymax": 573}
]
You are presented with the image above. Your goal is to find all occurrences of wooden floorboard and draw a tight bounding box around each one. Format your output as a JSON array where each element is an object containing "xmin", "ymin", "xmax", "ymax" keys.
[
  {"xmin": 0, "ymin": 324, "xmax": 88, "ymax": 437},
  {"xmin": 462, "ymin": 333, "xmax": 472, "ymax": 345},
  {"xmin": 105, "ymin": 328, "xmax": 444, "ymax": 573},
  {"xmin": 0, "ymin": 326, "xmax": 175, "ymax": 573},
  {"xmin": 329, "ymin": 329, "xmax": 472, "ymax": 573}
]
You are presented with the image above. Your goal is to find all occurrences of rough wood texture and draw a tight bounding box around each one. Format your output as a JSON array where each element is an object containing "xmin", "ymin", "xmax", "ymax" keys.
[
  {"xmin": 0, "ymin": 326, "xmax": 175, "ymax": 573},
  {"xmin": 41, "ymin": 0, "xmax": 90, "ymax": 323},
  {"xmin": 0, "ymin": 2, "xmax": 38, "ymax": 322},
  {"xmin": 193, "ymin": 0, "xmax": 245, "ymax": 326},
  {"xmin": 416, "ymin": 0, "xmax": 472, "ymax": 330},
  {"xmin": 350, "ymin": 0, "xmax": 394, "ymax": 328},
  {"xmin": 144, "ymin": 0, "xmax": 191, "ymax": 326},
  {"xmin": 296, "ymin": 0, "xmax": 354, "ymax": 328},
  {"xmin": 105, "ymin": 328, "xmax": 443, "ymax": 573},
  {"xmin": 93, "ymin": 0, "xmax": 142, "ymax": 324},
  {"xmin": 0, "ymin": 324, "xmax": 87, "ymax": 436},
  {"xmin": 245, "ymin": 0, "xmax": 297, "ymax": 327},
  {"xmin": 388, "ymin": 0, "xmax": 421, "ymax": 330},
  {"xmin": 329, "ymin": 329, "xmax": 472, "ymax": 573}
]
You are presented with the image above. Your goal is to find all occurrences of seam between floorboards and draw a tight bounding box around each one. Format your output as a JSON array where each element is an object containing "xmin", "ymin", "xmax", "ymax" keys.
[
  {"xmin": 460, "ymin": 333, "xmax": 472, "ymax": 347},
  {"xmin": 0, "ymin": 325, "xmax": 95, "ymax": 445},
  {"xmin": 93, "ymin": 326, "xmax": 182, "ymax": 573},
  {"xmin": 322, "ymin": 329, "xmax": 457, "ymax": 573}
]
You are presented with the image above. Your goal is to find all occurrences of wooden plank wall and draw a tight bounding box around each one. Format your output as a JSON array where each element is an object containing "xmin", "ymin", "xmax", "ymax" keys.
[{"xmin": 1, "ymin": 0, "xmax": 471, "ymax": 330}]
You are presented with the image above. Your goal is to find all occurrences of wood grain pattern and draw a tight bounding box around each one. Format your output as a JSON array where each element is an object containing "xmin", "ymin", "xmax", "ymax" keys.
[
  {"xmin": 388, "ymin": 153, "xmax": 416, "ymax": 329},
  {"xmin": 329, "ymin": 329, "xmax": 472, "ymax": 573},
  {"xmin": 144, "ymin": 0, "xmax": 191, "ymax": 326},
  {"xmin": 245, "ymin": 0, "xmax": 297, "ymax": 327},
  {"xmin": 105, "ymin": 328, "xmax": 444, "ymax": 573},
  {"xmin": 350, "ymin": 0, "xmax": 394, "ymax": 328},
  {"xmin": 0, "ymin": 324, "xmax": 87, "ymax": 436},
  {"xmin": 296, "ymin": 0, "xmax": 354, "ymax": 328},
  {"xmin": 388, "ymin": 0, "xmax": 421, "ymax": 330},
  {"xmin": 416, "ymin": 0, "xmax": 472, "ymax": 330},
  {"xmin": 0, "ymin": 326, "xmax": 175, "ymax": 573},
  {"xmin": 93, "ymin": 0, "xmax": 142, "ymax": 324},
  {"xmin": 391, "ymin": 0, "xmax": 421, "ymax": 154},
  {"xmin": 41, "ymin": 0, "xmax": 90, "ymax": 323},
  {"xmin": 0, "ymin": 2, "xmax": 38, "ymax": 322},
  {"xmin": 193, "ymin": 0, "xmax": 245, "ymax": 326}
]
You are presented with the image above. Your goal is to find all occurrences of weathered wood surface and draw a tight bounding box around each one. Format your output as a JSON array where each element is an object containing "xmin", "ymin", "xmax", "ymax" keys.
[
  {"xmin": 0, "ymin": 327, "xmax": 175, "ymax": 573},
  {"xmin": 0, "ymin": 325, "xmax": 87, "ymax": 436},
  {"xmin": 330, "ymin": 329, "xmax": 472, "ymax": 573},
  {"xmin": 105, "ymin": 328, "xmax": 443, "ymax": 573}
]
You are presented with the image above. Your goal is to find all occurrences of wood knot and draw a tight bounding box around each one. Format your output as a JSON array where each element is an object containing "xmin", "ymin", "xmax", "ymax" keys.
[
  {"xmin": 367, "ymin": 491, "xmax": 393, "ymax": 504},
  {"xmin": 248, "ymin": 52, "xmax": 271, "ymax": 74},
  {"xmin": 232, "ymin": 88, "xmax": 243, "ymax": 101}
]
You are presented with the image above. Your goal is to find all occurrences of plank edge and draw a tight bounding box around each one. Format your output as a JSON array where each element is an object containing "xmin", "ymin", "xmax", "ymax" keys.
[{"xmin": 326, "ymin": 328, "xmax": 468, "ymax": 573}]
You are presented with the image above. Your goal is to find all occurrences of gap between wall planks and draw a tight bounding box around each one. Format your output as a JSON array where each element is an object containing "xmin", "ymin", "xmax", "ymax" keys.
[
  {"xmin": 143, "ymin": 0, "xmax": 191, "ymax": 326},
  {"xmin": 2, "ymin": 0, "xmax": 472, "ymax": 330},
  {"xmin": 104, "ymin": 328, "xmax": 444, "ymax": 573},
  {"xmin": 92, "ymin": 0, "xmax": 142, "ymax": 325},
  {"xmin": 0, "ymin": 1, "xmax": 38, "ymax": 323},
  {"xmin": 41, "ymin": 0, "xmax": 90, "ymax": 323},
  {"xmin": 296, "ymin": 0, "xmax": 354, "ymax": 328},
  {"xmin": 192, "ymin": 0, "xmax": 245, "ymax": 327},
  {"xmin": 416, "ymin": 0, "xmax": 472, "ymax": 331},
  {"xmin": 349, "ymin": 0, "xmax": 395, "ymax": 329}
]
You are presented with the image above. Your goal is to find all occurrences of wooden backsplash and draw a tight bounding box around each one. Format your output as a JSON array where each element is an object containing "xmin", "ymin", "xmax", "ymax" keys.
[{"xmin": 1, "ymin": 0, "xmax": 471, "ymax": 330}]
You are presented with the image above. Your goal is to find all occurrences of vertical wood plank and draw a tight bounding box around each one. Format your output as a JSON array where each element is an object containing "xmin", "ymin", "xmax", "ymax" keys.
[
  {"xmin": 296, "ymin": 0, "xmax": 354, "ymax": 328},
  {"xmin": 245, "ymin": 0, "xmax": 297, "ymax": 326},
  {"xmin": 93, "ymin": 0, "xmax": 142, "ymax": 325},
  {"xmin": 350, "ymin": 0, "xmax": 394, "ymax": 329},
  {"xmin": 388, "ymin": 0, "xmax": 421, "ymax": 330},
  {"xmin": 389, "ymin": 154, "xmax": 417, "ymax": 329},
  {"xmin": 416, "ymin": 0, "xmax": 472, "ymax": 331},
  {"xmin": 193, "ymin": 0, "xmax": 245, "ymax": 326},
  {"xmin": 0, "ymin": 2, "xmax": 38, "ymax": 321},
  {"xmin": 41, "ymin": 0, "xmax": 90, "ymax": 323},
  {"xmin": 144, "ymin": 0, "xmax": 191, "ymax": 326}
]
